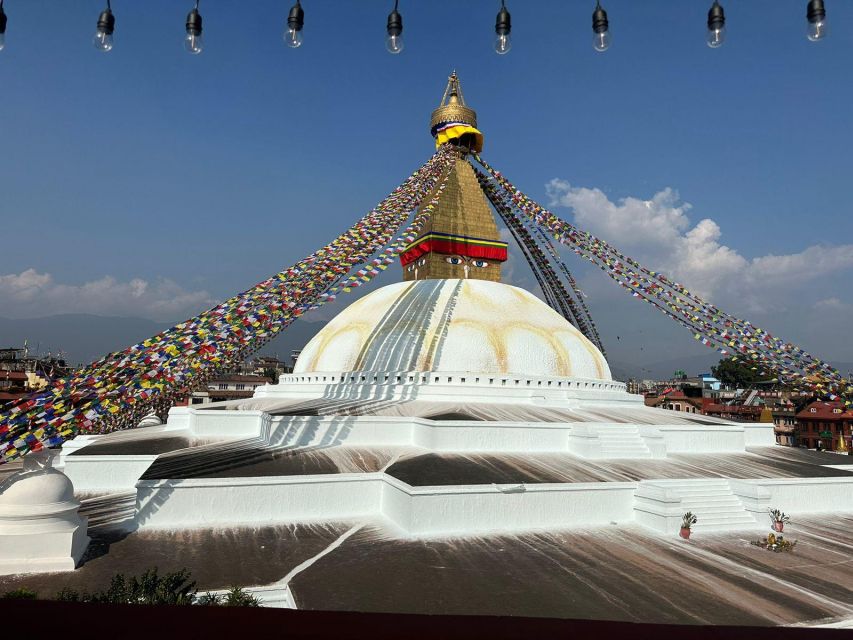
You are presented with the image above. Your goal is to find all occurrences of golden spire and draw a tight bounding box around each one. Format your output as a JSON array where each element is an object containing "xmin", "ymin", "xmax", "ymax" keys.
[
  {"xmin": 399, "ymin": 73, "xmax": 504, "ymax": 283},
  {"xmin": 430, "ymin": 71, "xmax": 483, "ymax": 152}
]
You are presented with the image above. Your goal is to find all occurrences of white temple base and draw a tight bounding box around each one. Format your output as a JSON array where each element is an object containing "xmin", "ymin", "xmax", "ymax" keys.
[
  {"xmin": 0, "ymin": 524, "xmax": 89, "ymax": 575},
  {"xmin": 0, "ymin": 452, "xmax": 90, "ymax": 575}
]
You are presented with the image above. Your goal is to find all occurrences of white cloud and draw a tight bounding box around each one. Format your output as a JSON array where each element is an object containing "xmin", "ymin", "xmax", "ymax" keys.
[
  {"xmin": 546, "ymin": 179, "xmax": 853, "ymax": 306},
  {"xmin": 0, "ymin": 269, "xmax": 216, "ymax": 321},
  {"xmin": 815, "ymin": 297, "xmax": 851, "ymax": 311}
]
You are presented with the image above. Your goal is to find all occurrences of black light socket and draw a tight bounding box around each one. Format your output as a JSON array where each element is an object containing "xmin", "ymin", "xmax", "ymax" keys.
[
  {"xmin": 186, "ymin": 7, "xmax": 202, "ymax": 36},
  {"xmin": 807, "ymin": 0, "xmax": 826, "ymax": 23},
  {"xmin": 97, "ymin": 9, "xmax": 115, "ymax": 35},
  {"xmin": 387, "ymin": 8, "xmax": 403, "ymax": 37},
  {"xmin": 288, "ymin": 1, "xmax": 304, "ymax": 32},
  {"xmin": 592, "ymin": 4, "xmax": 608, "ymax": 34},
  {"xmin": 707, "ymin": 1, "xmax": 725, "ymax": 30},
  {"xmin": 495, "ymin": 4, "xmax": 511, "ymax": 36}
]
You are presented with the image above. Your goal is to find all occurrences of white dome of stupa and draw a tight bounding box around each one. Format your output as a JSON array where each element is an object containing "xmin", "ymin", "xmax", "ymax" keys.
[{"xmin": 294, "ymin": 279, "xmax": 611, "ymax": 380}]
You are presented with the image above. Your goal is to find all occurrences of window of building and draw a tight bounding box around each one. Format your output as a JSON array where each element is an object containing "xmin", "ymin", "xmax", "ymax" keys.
[
  {"xmin": 236, "ymin": 384, "xmax": 245, "ymax": 391},
  {"xmin": 218, "ymin": 383, "xmax": 227, "ymax": 390}
]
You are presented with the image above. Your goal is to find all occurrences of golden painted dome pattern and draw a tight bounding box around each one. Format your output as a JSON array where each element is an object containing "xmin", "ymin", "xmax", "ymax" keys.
[{"xmin": 294, "ymin": 279, "xmax": 611, "ymax": 380}]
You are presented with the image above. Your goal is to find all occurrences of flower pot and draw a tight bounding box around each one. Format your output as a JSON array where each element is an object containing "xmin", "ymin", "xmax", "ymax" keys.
[
  {"xmin": 679, "ymin": 527, "xmax": 691, "ymax": 539},
  {"xmin": 773, "ymin": 521, "xmax": 784, "ymax": 533}
]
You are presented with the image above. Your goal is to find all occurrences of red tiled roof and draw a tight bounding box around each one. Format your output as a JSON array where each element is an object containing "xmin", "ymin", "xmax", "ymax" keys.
[
  {"xmin": 0, "ymin": 370, "xmax": 28, "ymax": 382},
  {"xmin": 796, "ymin": 400, "xmax": 852, "ymax": 420}
]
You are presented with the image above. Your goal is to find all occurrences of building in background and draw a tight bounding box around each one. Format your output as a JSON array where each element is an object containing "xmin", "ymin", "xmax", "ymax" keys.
[
  {"xmin": 795, "ymin": 400, "xmax": 852, "ymax": 452},
  {"xmin": 644, "ymin": 389, "xmax": 702, "ymax": 414},
  {"xmin": 188, "ymin": 374, "xmax": 273, "ymax": 406},
  {"xmin": 0, "ymin": 345, "xmax": 73, "ymax": 407}
]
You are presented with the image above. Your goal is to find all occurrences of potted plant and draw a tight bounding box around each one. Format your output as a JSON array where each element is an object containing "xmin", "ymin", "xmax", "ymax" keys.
[
  {"xmin": 768, "ymin": 508, "xmax": 790, "ymax": 533},
  {"xmin": 680, "ymin": 512, "xmax": 698, "ymax": 539}
]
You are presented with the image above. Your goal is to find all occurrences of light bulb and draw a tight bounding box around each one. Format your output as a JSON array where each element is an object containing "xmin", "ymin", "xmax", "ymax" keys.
[
  {"xmin": 184, "ymin": 32, "xmax": 203, "ymax": 54},
  {"xmin": 283, "ymin": 26, "xmax": 303, "ymax": 48},
  {"xmin": 494, "ymin": 3, "xmax": 511, "ymax": 55},
  {"xmin": 385, "ymin": 6, "xmax": 403, "ymax": 55},
  {"xmin": 0, "ymin": 3, "xmax": 8, "ymax": 52},
  {"xmin": 806, "ymin": 0, "xmax": 828, "ymax": 42},
  {"xmin": 92, "ymin": 8, "xmax": 115, "ymax": 53},
  {"xmin": 184, "ymin": 7, "xmax": 203, "ymax": 55},
  {"xmin": 284, "ymin": 2, "xmax": 304, "ymax": 49},
  {"xmin": 494, "ymin": 33, "xmax": 511, "ymax": 55},
  {"xmin": 592, "ymin": 3, "xmax": 610, "ymax": 53},
  {"xmin": 92, "ymin": 30, "xmax": 113, "ymax": 52},
  {"xmin": 807, "ymin": 17, "xmax": 827, "ymax": 41},
  {"xmin": 385, "ymin": 33, "xmax": 403, "ymax": 54},
  {"xmin": 706, "ymin": 1, "xmax": 725, "ymax": 49},
  {"xmin": 706, "ymin": 25, "xmax": 725, "ymax": 48},
  {"xmin": 593, "ymin": 30, "xmax": 610, "ymax": 52}
]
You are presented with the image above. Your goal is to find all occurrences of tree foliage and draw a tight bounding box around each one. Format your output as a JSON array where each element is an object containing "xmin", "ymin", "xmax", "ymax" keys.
[
  {"xmin": 53, "ymin": 568, "xmax": 260, "ymax": 607},
  {"xmin": 0, "ymin": 588, "xmax": 37, "ymax": 600},
  {"xmin": 711, "ymin": 357, "xmax": 774, "ymax": 387}
]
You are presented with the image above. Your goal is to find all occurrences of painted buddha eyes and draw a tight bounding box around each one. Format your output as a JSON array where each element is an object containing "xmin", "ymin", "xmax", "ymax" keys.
[
  {"xmin": 407, "ymin": 265, "xmax": 415, "ymax": 272},
  {"xmin": 444, "ymin": 256, "xmax": 489, "ymax": 267},
  {"xmin": 417, "ymin": 258, "xmax": 427, "ymax": 266}
]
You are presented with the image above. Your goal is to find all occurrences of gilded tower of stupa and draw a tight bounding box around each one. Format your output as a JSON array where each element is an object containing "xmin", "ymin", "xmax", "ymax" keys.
[{"xmin": 399, "ymin": 72, "xmax": 508, "ymax": 283}]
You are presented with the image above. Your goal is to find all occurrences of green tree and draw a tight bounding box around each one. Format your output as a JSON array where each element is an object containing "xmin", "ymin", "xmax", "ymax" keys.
[
  {"xmin": 197, "ymin": 587, "xmax": 260, "ymax": 607},
  {"xmin": 56, "ymin": 568, "xmax": 196, "ymax": 606},
  {"xmin": 1, "ymin": 588, "xmax": 38, "ymax": 600},
  {"xmin": 54, "ymin": 568, "xmax": 260, "ymax": 607},
  {"xmin": 711, "ymin": 357, "xmax": 774, "ymax": 387}
]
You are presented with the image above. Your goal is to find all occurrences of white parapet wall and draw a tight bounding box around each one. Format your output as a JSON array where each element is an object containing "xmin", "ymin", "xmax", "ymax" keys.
[
  {"xmin": 187, "ymin": 411, "xmax": 763, "ymax": 457},
  {"xmin": 257, "ymin": 371, "xmax": 631, "ymax": 407},
  {"xmin": 56, "ymin": 435, "xmax": 104, "ymax": 469},
  {"xmin": 63, "ymin": 455, "xmax": 159, "ymax": 493},
  {"xmin": 741, "ymin": 423, "xmax": 778, "ymax": 447},
  {"xmin": 189, "ymin": 409, "xmax": 269, "ymax": 439},
  {"xmin": 412, "ymin": 420, "xmax": 573, "ymax": 452},
  {"xmin": 135, "ymin": 474, "xmax": 385, "ymax": 529},
  {"xmin": 386, "ymin": 480, "xmax": 638, "ymax": 536},
  {"xmin": 133, "ymin": 472, "xmax": 639, "ymax": 536},
  {"xmin": 654, "ymin": 424, "xmax": 746, "ymax": 453},
  {"xmin": 736, "ymin": 477, "xmax": 853, "ymax": 514}
]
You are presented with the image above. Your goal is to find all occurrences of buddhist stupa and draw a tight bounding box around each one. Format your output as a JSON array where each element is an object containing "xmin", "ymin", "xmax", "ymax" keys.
[{"xmin": 2, "ymin": 74, "xmax": 851, "ymax": 629}]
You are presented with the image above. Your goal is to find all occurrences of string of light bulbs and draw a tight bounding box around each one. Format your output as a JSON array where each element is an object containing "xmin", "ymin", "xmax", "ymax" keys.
[{"xmin": 0, "ymin": 1, "xmax": 832, "ymax": 56}]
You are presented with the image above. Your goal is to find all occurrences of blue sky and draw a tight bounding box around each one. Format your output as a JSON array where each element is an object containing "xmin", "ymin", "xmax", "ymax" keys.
[{"xmin": 1, "ymin": 0, "xmax": 851, "ymax": 372}]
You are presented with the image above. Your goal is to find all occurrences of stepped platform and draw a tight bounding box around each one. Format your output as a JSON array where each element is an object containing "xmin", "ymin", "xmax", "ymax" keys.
[
  {"xmin": 1, "ymin": 515, "xmax": 851, "ymax": 626},
  {"xmin": 384, "ymin": 448, "xmax": 853, "ymax": 486},
  {"xmin": 104, "ymin": 441, "xmax": 853, "ymax": 484}
]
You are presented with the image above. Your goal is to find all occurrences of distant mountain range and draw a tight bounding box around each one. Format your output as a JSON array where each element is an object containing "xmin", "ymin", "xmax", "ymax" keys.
[
  {"xmin": 2, "ymin": 314, "xmax": 850, "ymax": 381},
  {"xmin": 0, "ymin": 314, "xmax": 328, "ymax": 367}
]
